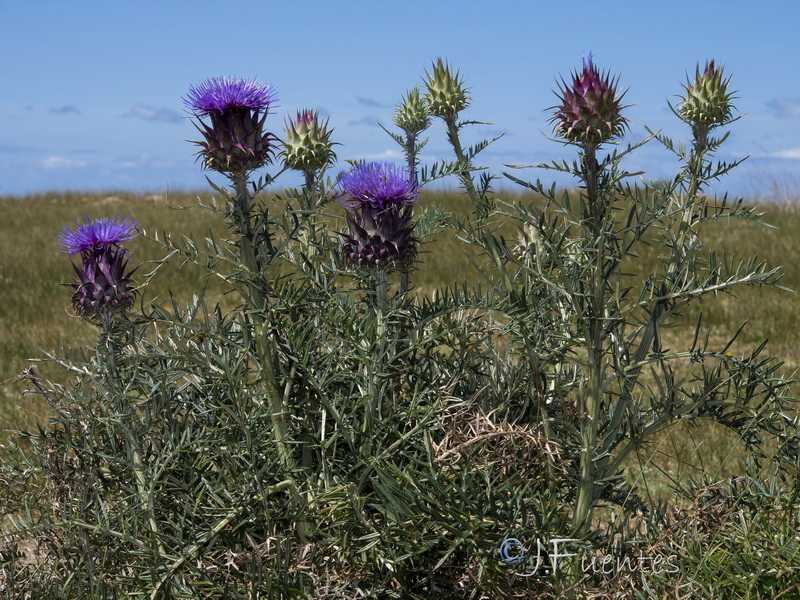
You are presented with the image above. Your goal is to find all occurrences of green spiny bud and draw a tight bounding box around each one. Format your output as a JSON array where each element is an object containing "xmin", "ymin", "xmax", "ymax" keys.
[
  {"xmin": 423, "ymin": 58, "xmax": 470, "ymax": 119},
  {"xmin": 394, "ymin": 87, "xmax": 431, "ymax": 136},
  {"xmin": 281, "ymin": 109, "xmax": 337, "ymax": 173},
  {"xmin": 677, "ymin": 60, "xmax": 735, "ymax": 128}
]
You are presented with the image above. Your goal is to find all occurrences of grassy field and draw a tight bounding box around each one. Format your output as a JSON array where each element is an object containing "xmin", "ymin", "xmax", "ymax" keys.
[{"xmin": 1, "ymin": 188, "xmax": 799, "ymax": 441}]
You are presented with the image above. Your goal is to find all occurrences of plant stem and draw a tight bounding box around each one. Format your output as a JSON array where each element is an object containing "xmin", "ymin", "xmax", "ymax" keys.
[
  {"xmin": 230, "ymin": 172, "xmax": 309, "ymax": 541},
  {"xmin": 303, "ymin": 169, "xmax": 319, "ymax": 259},
  {"xmin": 363, "ymin": 269, "xmax": 388, "ymax": 459},
  {"xmin": 572, "ymin": 145, "xmax": 605, "ymax": 535},
  {"xmin": 443, "ymin": 116, "xmax": 513, "ymax": 293},
  {"xmin": 99, "ymin": 312, "xmax": 169, "ymax": 562}
]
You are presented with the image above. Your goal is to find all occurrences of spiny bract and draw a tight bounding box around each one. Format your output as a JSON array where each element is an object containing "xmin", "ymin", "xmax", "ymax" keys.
[
  {"xmin": 341, "ymin": 205, "xmax": 417, "ymax": 270},
  {"xmin": 394, "ymin": 87, "xmax": 431, "ymax": 136}
]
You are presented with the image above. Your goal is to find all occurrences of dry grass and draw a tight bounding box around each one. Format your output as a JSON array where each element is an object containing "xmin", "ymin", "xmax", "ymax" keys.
[{"xmin": 1, "ymin": 189, "xmax": 798, "ymax": 445}]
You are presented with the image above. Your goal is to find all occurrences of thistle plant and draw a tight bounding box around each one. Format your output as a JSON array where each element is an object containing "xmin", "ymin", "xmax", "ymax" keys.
[
  {"xmin": 423, "ymin": 57, "xmax": 511, "ymax": 295},
  {"xmin": 544, "ymin": 54, "xmax": 633, "ymax": 533},
  {"xmin": 4, "ymin": 57, "xmax": 800, "ymax": 600},
  {"xmin": 185, "ymin": 76, "xmax": 311, "ymax": 540},
  {"xmin": 504, "ymin": 55, "xmax": 798, "ymax": 548}
]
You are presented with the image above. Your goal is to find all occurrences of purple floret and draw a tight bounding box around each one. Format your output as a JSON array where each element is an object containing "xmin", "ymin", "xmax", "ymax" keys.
[
  {"xmin": 339, "ymin": 162, "xmax": 417, "ymax": 211},
  {"xmin": 59, "ymin": 215, "xmax": 140, "ymax": 254},
  {"xmin": 184, "ymin": 76, "xmax": 278, "ymax": 116}
]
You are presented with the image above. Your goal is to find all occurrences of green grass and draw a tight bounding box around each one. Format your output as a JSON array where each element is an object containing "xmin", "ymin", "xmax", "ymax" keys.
[{"xmin": 1, "ymin": 188, "xmax": 798, "ymax": 444}]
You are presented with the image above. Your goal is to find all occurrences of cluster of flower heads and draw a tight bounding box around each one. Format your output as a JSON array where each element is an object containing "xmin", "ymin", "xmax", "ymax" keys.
[
  {"xmin": 185, "ymin": 76, "xmax": 341, "ymax": 179},
  {"xmin": 59, "ymin": 216, "xmax": 139, "ymax": 318},
  {"xmin": 184, "ymin": 76, "xmax": 279, "ymax": 175},
  {"xmin": 339, "ymin": 162, "xmax": 418, "ymax": 270}
]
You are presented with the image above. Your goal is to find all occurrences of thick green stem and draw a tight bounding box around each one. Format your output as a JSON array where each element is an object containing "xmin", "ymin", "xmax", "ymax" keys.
[
  {"xmin": 443, "ymin": 116, "xmax": 513, "ymax": 293},
  {"xmin": 99, "ymin": 313, "xmax": 168, "ymax": 560},
  {"xmin": 302, "ymin": 170, "xmax": 319, "ymax": 258},
  {"xmin": 231, "ymin": 172, "xmax": 309, "ymax": 541},
  {"xmin": 572, "ymin": 145, "xmax": 605, "ymax": 535},
  {"xmin": 363, "ymin": 269, "xmax": 388, "ymax": 459}
]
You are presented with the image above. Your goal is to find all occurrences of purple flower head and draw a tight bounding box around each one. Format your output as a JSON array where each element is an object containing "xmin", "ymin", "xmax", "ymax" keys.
[
  {"xmin": 184, "ymin": 76, "xmax": 278, "ymax": 117},
  {"xmin": 185, "ymin": 77, "xmax": 279, "ymax": 174},
  {"xmin": 59, "ymin": 215, "xmax": 139, "ymax": 255},
  {"xmin": 60, "ymin": 215, "xmax": 139, "ymax": 318},
  {"xmin": 339, "ymin": 162, "xmax": 417, "ymax": 211}
]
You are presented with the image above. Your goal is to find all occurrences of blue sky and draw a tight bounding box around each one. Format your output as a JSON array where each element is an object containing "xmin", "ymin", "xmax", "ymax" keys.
[{"xmin": 2, "ymin": 0, "xmax": 799, "ymax": 199}]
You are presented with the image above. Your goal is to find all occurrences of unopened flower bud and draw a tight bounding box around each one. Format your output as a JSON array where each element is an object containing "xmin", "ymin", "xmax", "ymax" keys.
[
  {"xmin": 549, "ymin": 53, "xmax": 629, "ymax": 147},
  {"xmin": 677, "ymin": 60, "xmax": 735, "ymax": 128},
  {"xmin": 394, "ymin": 87, "xmax": 431, "ymax": 136},
  {"xmin": 281, "ymin": 109, "xmax": 337, "ymax": 173},
  {"xmin": 423, "ymin": 58, "xmax": 470, "ymax": 120}
]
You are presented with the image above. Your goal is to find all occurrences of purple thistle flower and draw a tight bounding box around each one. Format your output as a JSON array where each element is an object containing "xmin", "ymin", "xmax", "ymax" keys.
[
  {"xmin": 338, "ymin": 163, "xmax": 418, "ymax": 270},
  {"xmin": 184, "ymin": 76, "xmax": 279, "ymax": 174},
  {"xmin": 60, "ymin": 215, "xmax": 139, "ymax": 318},
  {"xmin": 184, "ymin": 76, "xmax": 277, "ymax": 117},
  {"xmin": 339, "ymin": 162, "xmax": 417, "ymax": 211},
  {"xmin": 59, "ymin": 215, "xmax": 139, "ymax": 254}
]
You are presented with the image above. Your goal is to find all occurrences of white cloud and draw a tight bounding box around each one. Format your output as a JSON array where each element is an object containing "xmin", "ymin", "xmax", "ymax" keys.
[
  {"xmin": 41, "ymin": 156, "xmax": 87, "ymax": 169},
  {"xmin": 115, "ymin": 152, "xmax": 152, "ymax": 168},
  {"xmin": 123, "ymin": 105, "xmax": 183, "ymax": 123},
  {"xmin": 346, "ymin": 116, "xmax": 381, "ymax": 127},
  {"xmin": 771, "ymin": 148, "xmax": 800, "ymax": 159},
  {"xmin": 355, "ymin": 148, "xmax": 405, "ymax": 161}
]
